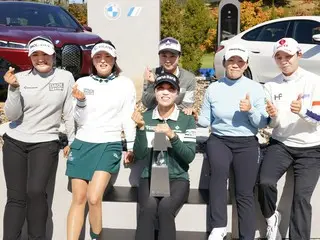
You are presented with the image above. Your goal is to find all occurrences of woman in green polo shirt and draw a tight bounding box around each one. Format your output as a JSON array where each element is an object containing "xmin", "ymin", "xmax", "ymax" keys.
[{"xmin": 131, "ymin": 73, "xmax": 196, "ymax": 240}]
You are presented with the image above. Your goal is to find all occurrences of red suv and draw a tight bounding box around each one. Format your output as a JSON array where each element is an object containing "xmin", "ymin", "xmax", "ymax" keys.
[{"xmin": 0, "ymin": 1, "xmax": 101, "ymax": 86}]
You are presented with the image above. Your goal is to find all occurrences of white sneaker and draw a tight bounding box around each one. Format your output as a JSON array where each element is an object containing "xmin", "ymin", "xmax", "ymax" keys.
[
  {"xmin": 266, "ymin": 210, "xmax": 282, "ymax": 240},
  {"xmin": 208, "ymin": 227, "xmax": 227, "ymax": 240}
]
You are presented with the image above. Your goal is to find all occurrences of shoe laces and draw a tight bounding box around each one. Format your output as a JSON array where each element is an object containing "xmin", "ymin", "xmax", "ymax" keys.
[{"xmin": 266, "ymin": 225, "xmax": 273, "ymax": 237}]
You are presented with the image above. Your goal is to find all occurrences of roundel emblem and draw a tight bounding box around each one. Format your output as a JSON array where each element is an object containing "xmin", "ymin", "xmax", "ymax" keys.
[
  {"xmin": 55, "ymin": 40, "xmax": 60, "ymax": 44},
  {"xmin": 104, "ymin": 3, "xmax": 121, "ymax": 20}
]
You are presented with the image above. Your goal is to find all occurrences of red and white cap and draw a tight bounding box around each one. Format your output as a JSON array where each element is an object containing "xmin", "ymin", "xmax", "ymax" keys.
[{"xmin": 273, "ymin": 38, "xmax": 301, "ymax": 57}]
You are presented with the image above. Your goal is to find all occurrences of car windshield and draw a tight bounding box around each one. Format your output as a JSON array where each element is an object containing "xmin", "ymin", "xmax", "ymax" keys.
[{"xmin": 0, "ymin": 3, "xmax": 81, "ymax": 30}]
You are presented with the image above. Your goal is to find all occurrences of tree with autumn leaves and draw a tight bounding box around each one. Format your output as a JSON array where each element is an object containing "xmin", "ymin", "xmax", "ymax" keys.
[
  {"xmin": 202, "ymin": 0, "xmax": 285, "ymax": 53},
  {"xmin": 69, "ymin": 3, "xmax": 87, "ymax": 25},
  {"xmin": 67, "ymin": 0, "xmax": 317, "ymax": 73}
]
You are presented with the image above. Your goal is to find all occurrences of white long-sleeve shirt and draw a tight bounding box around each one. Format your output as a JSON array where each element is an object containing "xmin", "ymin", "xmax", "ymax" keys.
[
  {"xmin": 4, "ymin": 68, "xmax": 75, "ymax": 143},
  {"xmin": 74, "ymin": 75, "xmax": 136, "ymax": 149},
  {"xmin": 264, "ymin": 67, "xmax": 320, "ymax": 147}
]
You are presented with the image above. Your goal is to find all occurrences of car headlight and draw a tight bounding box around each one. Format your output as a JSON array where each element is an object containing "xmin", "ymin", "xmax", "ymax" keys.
[
  {"xmin": 0, "ymin": 40, "xmax": 27, "ymax": 49},
  {"xmin": 81, "ymin": 43, "xmax": 95, "ymax": 51}
]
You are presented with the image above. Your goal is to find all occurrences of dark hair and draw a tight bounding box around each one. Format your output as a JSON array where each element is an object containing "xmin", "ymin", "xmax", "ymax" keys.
[{"xmin": 91, "ymin": 40, "xmax": 122, "ymax": 77}]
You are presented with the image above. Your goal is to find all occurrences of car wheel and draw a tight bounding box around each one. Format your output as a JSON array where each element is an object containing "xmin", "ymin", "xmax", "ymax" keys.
[{"xmin": 244, "ymin": 68, "xmax": 252, "ymax": 79}]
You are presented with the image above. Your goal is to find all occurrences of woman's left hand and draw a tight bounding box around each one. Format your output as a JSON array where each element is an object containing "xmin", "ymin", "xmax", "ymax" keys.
[
  {"xmin": 155, "ymin": 123, "xmax": 175, "ymax": 139},
  {"xmin": 239, "ymin": 93, "xmax": 252, "ymax": 112},
  {"xmin": 290, "ymin": 94, "xmax": 302, "ymax": 114},
  {"xmin": 182, "ymin": 107, "xmax": 198, "ymax": 121},
  {"xmin": 72, "ymin": 84, "xmax": 85, "ymax": 101},
  {"xmin": 63, "ymin": 145, "xmax": 70, "ymax": 158},
  {"xmin": 124, "ymin": 151, "xmax": 134, "ymax": 165},
  {"xmin": 182, "ymin": 107, "xmax": 193, "ymax": 115}
]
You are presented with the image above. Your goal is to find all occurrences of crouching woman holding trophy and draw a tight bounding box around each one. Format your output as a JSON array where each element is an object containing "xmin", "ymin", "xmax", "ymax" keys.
[{"xmin": 131, "ymin": 73, "xmax": 197, "ymax": 240}]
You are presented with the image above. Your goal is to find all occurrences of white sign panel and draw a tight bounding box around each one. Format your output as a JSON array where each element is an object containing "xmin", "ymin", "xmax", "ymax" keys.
[{"xmin": 88, "ymin": 0, "xmax": 160, "ymax": 98}]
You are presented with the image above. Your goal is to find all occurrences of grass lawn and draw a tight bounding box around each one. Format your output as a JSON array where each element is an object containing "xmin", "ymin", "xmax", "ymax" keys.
[{"xmin": 201, "ymin": 53, "xmax": 214, "ymax": 69}]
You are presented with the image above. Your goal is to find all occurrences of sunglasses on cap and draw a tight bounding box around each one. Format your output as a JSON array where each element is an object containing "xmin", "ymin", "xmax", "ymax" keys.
[
  {"xmin": 28, "ymin": 35, "xmax": 54, "ymax": 46},
  {"xmin": 159, "ymin": 37, "xmax": 179, "ymax": 45}
]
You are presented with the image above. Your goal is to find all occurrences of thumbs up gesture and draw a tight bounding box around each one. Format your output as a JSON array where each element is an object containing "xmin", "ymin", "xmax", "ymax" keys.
[
  {"xmin": 72, "ymin": 84, "xmax": 85, "ymax": 101},
  {"xmin": 4, "ymin": 67, "xmax": 19, "ymax": 88},
  {"xmin": 266, "ymin": 99, "xmax": 278, "ymax": 118},
  {"xmin": 290, "ymin": 94, "xmax": 303, "ymax": 114},
  {"xmin": 143, "ymin": 66, "xmax": 155, "ymax": 83},
  {"xmin": 239, "ymin": 93, "xmax": 252, "ymax": 112}
]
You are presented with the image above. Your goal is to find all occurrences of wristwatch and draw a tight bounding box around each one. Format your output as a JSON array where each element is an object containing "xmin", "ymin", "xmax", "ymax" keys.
[{"xmin": 170, "ymin": 133, "xmax": 179, "ymax": 141}]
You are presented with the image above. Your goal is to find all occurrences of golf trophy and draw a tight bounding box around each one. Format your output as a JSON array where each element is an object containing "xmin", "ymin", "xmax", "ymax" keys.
[{"xmin": 150, "ymin": 132, "xmax": 171, "ymax": 197}]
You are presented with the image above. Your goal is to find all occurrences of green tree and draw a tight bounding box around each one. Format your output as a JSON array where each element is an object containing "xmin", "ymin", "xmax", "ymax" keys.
[
  {"xmin": 160, "ymin": 0, "xmax": 183, "ymax": 41},
  {"xmin": 180, "ymin": 0, "xmax": 212, "ymax": 73}
]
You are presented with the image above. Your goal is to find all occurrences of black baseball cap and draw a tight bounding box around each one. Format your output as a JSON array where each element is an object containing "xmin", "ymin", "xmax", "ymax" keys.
[{"xmin": 154, "ymin": 73, "xmax": 180, "ymax": 92}]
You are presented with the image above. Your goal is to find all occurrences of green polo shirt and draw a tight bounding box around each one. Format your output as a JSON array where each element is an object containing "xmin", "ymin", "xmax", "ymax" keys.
[{"xmin": 133, "ymin": 105, "xmax": 196, "ymax": 180}]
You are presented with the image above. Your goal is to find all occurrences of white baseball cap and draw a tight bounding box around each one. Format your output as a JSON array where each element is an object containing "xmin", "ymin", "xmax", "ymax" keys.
[
  {"xmin": 158, "ymin": 37, "xmax": 181, "ymax": 55},
  {"xmin": 91, "ymin": 42, "xmax": 117, "ymax": 58},
  {"xmin": 28, "ymin": 38, "xmax": 55, "ymax": 57},
  {"xmin": 273, "ymin": 38, "xmax": 301, "ymax": 57},
  {"xmin": 224, "ymin": 44, "xmax": 249, "ymax": 62}
]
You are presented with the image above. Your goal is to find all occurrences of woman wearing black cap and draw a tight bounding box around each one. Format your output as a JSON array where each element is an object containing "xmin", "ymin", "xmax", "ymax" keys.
[
  {"xmin": 131, "ymin": 73, "xmax": 196, "ymax": 240},
  {"xmin": 2, "ymin": 35, "xmax": 75, "ymax": 240},
  {"xmin": 66, "ymin": 40, "xmax": 136, "ymax": 240}
]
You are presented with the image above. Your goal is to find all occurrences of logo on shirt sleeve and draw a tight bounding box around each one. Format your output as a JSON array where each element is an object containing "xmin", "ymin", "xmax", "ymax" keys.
[{"xmin": 49, "ymin": 83, "xmax": 64, "ymax": 91}]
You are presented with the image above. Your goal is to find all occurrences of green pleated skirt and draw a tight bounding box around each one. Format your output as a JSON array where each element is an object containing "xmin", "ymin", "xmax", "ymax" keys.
[{"xmin": 65, "ymin": 138, "xmax": 122, "ymax": 181}]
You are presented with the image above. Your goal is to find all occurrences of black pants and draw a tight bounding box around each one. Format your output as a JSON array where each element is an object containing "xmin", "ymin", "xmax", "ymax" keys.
[
  {"xmin": 258, "ymin": 139, "xmax": 320, "ymax": 240},
  {"xmin": 135, "ymin": 178, "xmax": 189, "ymax": 240},
  {"xmin": 206, "ymin": 134, "xmax": 260, "ymax": 240},
  {"xmin": 2, "ymin": 134, "xmax": 60, "ymax": 240}
]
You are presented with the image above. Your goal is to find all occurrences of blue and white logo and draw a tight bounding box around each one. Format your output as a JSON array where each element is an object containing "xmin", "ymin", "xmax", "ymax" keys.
[
  {"xmin": 127, "ymin": 6, "xmax": 142, "ymax": 17},
  {"xmin": 104, "ymin": 3, "xmax": 121, "ymax": 20}
]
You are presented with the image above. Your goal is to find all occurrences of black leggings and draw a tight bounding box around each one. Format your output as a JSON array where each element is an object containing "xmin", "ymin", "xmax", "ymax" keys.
[
  {"xmin": 2, "ymin": 134, "xmax": 59, "ymax": 240},
  {"xmin": 135, "ymin": 178, "xmax": 189, "ymax": 240},
  {"xmin": 259, "ymin": 139, "xmax": 320, "ymax": 240},
  {"xmin": 206, "ymin": 134, "xmax": 261, "ymax": 240}
]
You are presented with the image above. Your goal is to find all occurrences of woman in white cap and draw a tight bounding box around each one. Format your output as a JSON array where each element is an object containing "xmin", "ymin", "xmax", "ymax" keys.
[
  {"xmin": 258, "ymin": 38, "xmax": 320, "ymax": 240},
  {"xmin": 2, "ymin": 35, "xmax": 75, "ymax": 240},
  {"xmin": 142, "ymin": 37, "xmax": 196, "ymax": 113},
  {"xmin": 66, "ymin": 40, "xmax": 136, "ymax": 240},
  {"xmin": 198, "ymin": 44, "xmax": 268, "ymax": 240}
]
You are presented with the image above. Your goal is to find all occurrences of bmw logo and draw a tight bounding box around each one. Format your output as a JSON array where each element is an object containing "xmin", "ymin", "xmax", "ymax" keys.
[
  {"xmin": 55, "ymin": 40, "xmax": 60, "ymax": 44},
  {"xmin": 104, "ymin": 3, "xmax": 121, "ymax": 20}
]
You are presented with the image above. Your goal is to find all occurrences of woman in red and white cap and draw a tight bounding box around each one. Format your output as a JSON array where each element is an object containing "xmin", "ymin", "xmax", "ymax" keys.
[
  {"xmin": 258, "ymin": 38, "xmax": 320, "ymax": 240},
  {"xmin": 66, "ymin": 40, "xmax": 136, "ymax": 240},
  {"xmin": 2, "ymin": 35, "xmax": 75, "ymax": 240}
]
